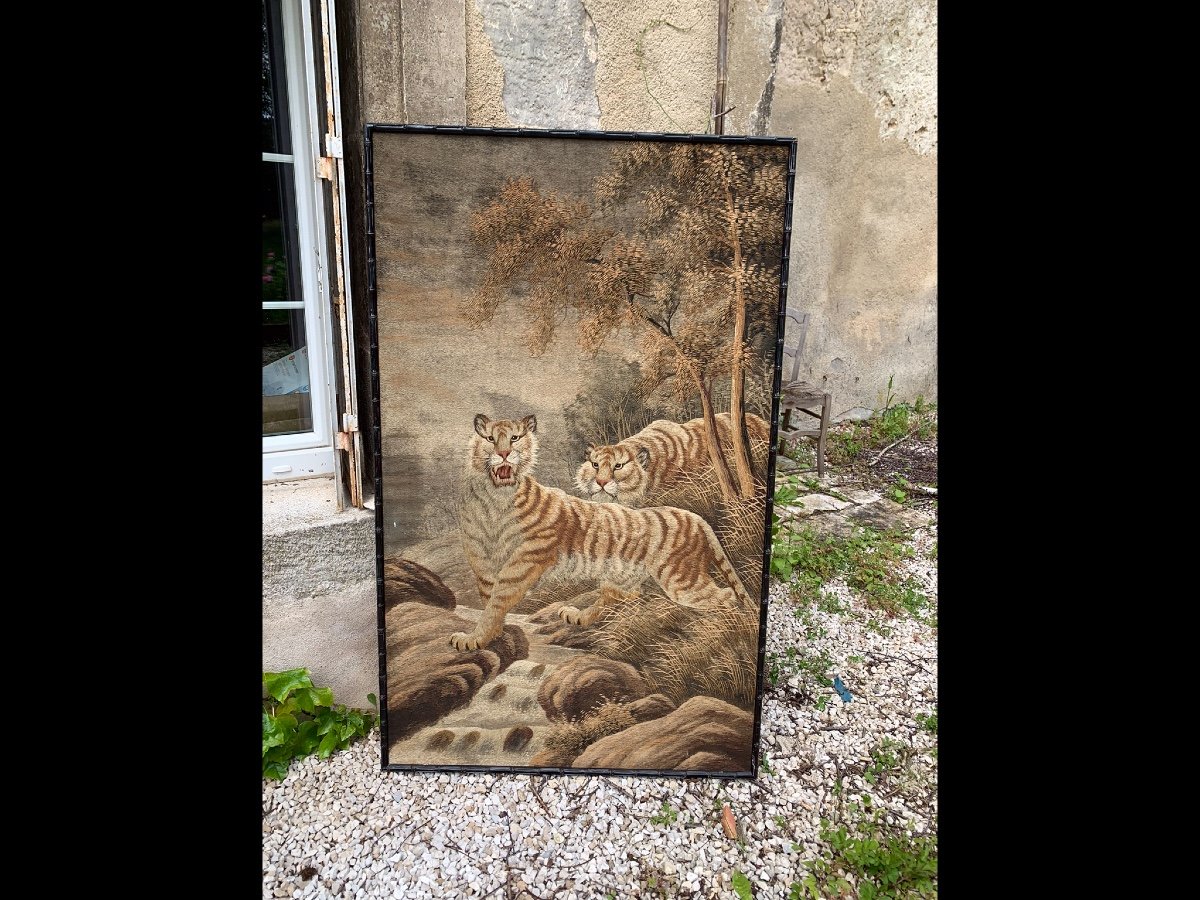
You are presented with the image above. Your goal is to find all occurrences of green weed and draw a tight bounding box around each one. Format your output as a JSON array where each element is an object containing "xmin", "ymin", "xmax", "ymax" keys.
[
  {"xmin": 823, "ymin": 378, "xmax": 937, "ymax": 467},
  {"xmin": 650, "ymin": 801, "xmax": 679, "ymax": 827},
  {"xmin": 790, "ymin": 818, "xmax": 937, "ymax": 899},
  {"xmin": 793, "ymin": 604, "xmax": 829, "ymax": 640},
  {"xmin": 864, "ymin": 739, "xmax": 906, "ymax": 786},
  {"xmin": 771, "ymin": 524, "xmax": 931, "ymax": 621},
  {"xmin": 766, "ymin": 646, "xmax": 835, "ymax": 705},
  {"xmin": 887, "ymin": 476, "xmax": 911, "ymax": 505},
  {"xmin": 817, "ymin": 592, "xmax": 847, "ymax": 614}
]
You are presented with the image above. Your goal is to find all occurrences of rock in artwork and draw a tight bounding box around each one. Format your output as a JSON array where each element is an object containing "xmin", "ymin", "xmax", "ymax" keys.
[{"xmin": 368, "ymin": 128, "xmax": 795, "ymax": 775}]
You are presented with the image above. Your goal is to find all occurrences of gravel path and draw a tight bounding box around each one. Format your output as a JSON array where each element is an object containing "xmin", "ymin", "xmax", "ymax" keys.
[{"xmin": 263, "ymin": 524, "xmax": 938, "ymax": 900}]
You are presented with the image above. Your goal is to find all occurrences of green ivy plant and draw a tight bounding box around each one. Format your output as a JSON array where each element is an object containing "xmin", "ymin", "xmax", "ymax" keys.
[{"xmin": 262, "ymin": 668, "xmax": 376, "ymax": 781}]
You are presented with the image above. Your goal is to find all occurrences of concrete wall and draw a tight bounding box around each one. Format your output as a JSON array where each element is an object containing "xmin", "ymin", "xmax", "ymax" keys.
[{"xmin": 340, "ymin": 0, "xmax": 936, "ymax": 422}]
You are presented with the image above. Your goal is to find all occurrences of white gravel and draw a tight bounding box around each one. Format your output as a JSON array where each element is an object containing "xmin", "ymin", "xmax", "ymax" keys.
[{"xmin": 263, "ymin": 524, "xmax": 938, "ymax": 900}]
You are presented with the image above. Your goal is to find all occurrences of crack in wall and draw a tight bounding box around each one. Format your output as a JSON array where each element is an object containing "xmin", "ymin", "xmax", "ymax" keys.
[
  {"xmin": 581, "ymin": 2, "xmax": 602, "ymax": 121},
  {"xmin": 750, "ymin": 9, "xmax": 784, "ymax": 135}
]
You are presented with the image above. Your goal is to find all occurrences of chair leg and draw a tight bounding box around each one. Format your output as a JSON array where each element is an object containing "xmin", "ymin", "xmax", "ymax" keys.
[
  {"xmin": 779, "ymin": 407, "xmax": 794, "ymax": 455},
  {"xmin": 817, "ymin": 393, "xmax": 831, "ymax": 479}
]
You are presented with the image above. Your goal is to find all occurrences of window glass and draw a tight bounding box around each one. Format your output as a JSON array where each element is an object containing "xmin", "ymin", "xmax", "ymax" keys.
[
  {"xmin": 262, "ymin": 0, "xmax": 311, "ymax": 440},
  {"xmin": 262, "ymin": 160, "xmax": 302, "ymax": 305},
  {"xmin": 261, "ymin": 0, "xmax": 292, "ymax": 155},
  {"xmin": 263, "ymin": 309, "xmax": 314, "ymax": 436}
]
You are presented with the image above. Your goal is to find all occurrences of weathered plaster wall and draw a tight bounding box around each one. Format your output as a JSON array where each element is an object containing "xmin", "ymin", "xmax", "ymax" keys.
[
  {"xmin": 730, "ymin": 0, "xmax": 937, "ymax": 413},
  {"xmin": 473, "ymin": 0, "xmax": 601, "ymax": 128},
  {"xmin": 466, "ymin": 0, "xmax": 509, "ymax": 125},
  {"xmin": 466, "ymin": 0, "xmax": 717, "ymax": 133},
  {"xmin": 262, "ymin": 480, "xmax": 377, "ymax": 706}
]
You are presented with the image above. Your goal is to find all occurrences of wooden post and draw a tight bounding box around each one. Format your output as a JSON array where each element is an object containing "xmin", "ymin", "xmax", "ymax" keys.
[{"xmin": 817, "ymin": 393, "xmax": 831, "ymax": 479}]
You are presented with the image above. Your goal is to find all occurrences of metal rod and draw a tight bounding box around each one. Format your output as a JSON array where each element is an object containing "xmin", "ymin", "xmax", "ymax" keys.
[{"xmin": 714, "ymin": 0, "xmax": 730, "ymax": 134}]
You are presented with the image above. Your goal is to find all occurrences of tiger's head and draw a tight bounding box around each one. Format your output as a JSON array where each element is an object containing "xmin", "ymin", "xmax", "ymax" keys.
[
  {"xmin": 574, "ymin": 442, "xmax": 651, "ymax": 504},
  {"xmin": 469, "ymin": 414, "xmax": 538, "ymax": 488}
]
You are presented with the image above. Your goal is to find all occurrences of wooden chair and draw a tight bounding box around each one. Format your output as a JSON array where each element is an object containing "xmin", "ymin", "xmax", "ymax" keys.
[{"xmin": 778, "ymin": 310, "xmax": 832, "ymax": 478}]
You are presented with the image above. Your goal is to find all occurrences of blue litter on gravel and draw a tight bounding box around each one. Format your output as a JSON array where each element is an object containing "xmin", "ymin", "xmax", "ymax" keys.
[{"xmin": 833, "ymin": 675, "xmax": 853, "ymax": 703}]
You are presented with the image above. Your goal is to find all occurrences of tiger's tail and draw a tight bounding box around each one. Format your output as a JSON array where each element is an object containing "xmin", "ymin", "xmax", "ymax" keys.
[{"xmin": 698, "ymin": 518, "xmax": 758, "ymax": 610}]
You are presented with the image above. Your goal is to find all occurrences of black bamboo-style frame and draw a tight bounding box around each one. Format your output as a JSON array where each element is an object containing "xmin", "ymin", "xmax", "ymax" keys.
[{"xmin": 366, "ymin": 124, "xmax": 798, "ymax": 778}]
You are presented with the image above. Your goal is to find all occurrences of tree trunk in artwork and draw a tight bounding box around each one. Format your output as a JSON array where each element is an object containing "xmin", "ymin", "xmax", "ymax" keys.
[
  {"xmin": 725, "ymin": 179, "xmax": 756, "ymax": 498},
  {"xmin": 697, "ymin": 380, "xmax": 739, "ymax": 502}
]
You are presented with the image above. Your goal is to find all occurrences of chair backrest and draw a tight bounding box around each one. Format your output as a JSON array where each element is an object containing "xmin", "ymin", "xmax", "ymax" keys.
[{"xmin": 782, "ymin": 308, "xmax": 810, "ymax": 383}]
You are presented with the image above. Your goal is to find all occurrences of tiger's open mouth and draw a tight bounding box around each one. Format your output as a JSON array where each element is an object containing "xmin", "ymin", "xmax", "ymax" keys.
[{"xmin": 492, "ymin": 464, "xmax": 514, "ymax": 485}]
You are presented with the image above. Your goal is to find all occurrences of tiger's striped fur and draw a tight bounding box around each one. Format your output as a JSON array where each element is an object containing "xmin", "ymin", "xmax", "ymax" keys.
[
  {"xmin": 451, "ymin": 413, "xmax": 757, "ymax": 651},
  {"xmin": 574, "ymin": 412, "xmax": 772, "ymax": 512}
]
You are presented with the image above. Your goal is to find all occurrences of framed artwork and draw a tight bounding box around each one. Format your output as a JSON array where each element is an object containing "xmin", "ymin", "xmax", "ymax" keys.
[{"xmin": 367, "ymin": 125, "xmax": 796, "ymax": 776}]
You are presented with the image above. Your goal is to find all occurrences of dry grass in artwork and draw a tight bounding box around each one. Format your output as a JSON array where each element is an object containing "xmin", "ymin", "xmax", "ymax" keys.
[
  {"xmin": 592, "ymin": 595, "xmax": 760, "ymax": 710},
  {"xmin": 716, "ymin": 491, "xmax": 769, "ymax": 590},
  {"xmin": 543, "ymin": 701, "xmax": 637, "ymax": 758}
]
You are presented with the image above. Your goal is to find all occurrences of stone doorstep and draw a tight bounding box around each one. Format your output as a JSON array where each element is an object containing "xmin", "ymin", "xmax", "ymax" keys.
[
  {"xmin": 263, "ymin": 477, "xmax": 376, "ymax": 601},
  {"xmin": 777, "ymin": 487, "xmax": 932, "ymax": 534},
  {"xmin": 263, "ymin": 476, "xmax": 371, "ymax": 535}
]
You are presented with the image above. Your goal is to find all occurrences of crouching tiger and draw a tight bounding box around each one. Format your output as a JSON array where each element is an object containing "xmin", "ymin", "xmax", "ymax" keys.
[
  {"xmin": 451, "ymin": 413, "xmax": 757, "ymax": 652},
  {"xmin": 575, "ymin": 412, "xmax": 772, "ymax": 510}
]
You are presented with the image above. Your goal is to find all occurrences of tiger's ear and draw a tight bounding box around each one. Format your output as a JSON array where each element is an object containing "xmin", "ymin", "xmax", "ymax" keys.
[
  {"xmin": 585, "ymin": 442, "xmax": 596, "ymax": 458},
  {"xmin": 474, "ymin": 414, "xmax": 491, "ymax": 438},
  {"xmin": 637, "ymin": 447, "xmax": 650, "ymax": 468},
  {"xmin": 522, "ymin": 414, "xmax": 537, "ymax": 434}
]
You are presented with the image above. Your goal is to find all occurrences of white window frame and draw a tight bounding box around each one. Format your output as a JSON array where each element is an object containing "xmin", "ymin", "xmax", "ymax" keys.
[{"xmin": 262, "ymin": 0, "xmax": 337, "ymax": 482}]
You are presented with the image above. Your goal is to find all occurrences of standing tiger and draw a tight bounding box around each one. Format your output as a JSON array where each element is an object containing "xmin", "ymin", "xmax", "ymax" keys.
[
  {"xmin": 575, "ymin": 412, "xmax": 772, "ymax": 511},
  {"xmin": 451, "ymin": 413, "xmax": 756, "ymax": 652}
]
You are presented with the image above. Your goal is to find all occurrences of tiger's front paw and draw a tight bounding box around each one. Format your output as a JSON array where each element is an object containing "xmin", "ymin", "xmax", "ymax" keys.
[
  {"xmin": 558, "ymin": 606, "xmax": 588, "ymax": 626},
  {"xmin": 449, "ymin": 631, "xmax": 482, "ymax": 651}
]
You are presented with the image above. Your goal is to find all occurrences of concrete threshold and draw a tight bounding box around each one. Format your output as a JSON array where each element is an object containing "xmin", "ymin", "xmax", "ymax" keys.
[{"xmin": 263, "ymin": 477, "xmax": 376, "ymax": 604}]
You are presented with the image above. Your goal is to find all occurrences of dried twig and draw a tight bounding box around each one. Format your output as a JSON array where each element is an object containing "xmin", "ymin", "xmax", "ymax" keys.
[
  {"xmin": 379, "ymin": 813, "xmax": 436, "ymax": 848},
  {"xmin": 603, "ymin": 779, "xmax": 637, "ymax": 804},
  {"xmin": 866, "ymin": 650, "xmax": 934, "ymax": 675},
  {"xmin": 528, "ymin": 775, "xmax": 553, "ymax": 819},
  {"xmin": 870, "ymin": 427, "xmax": 919, "ymax": 467}
]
